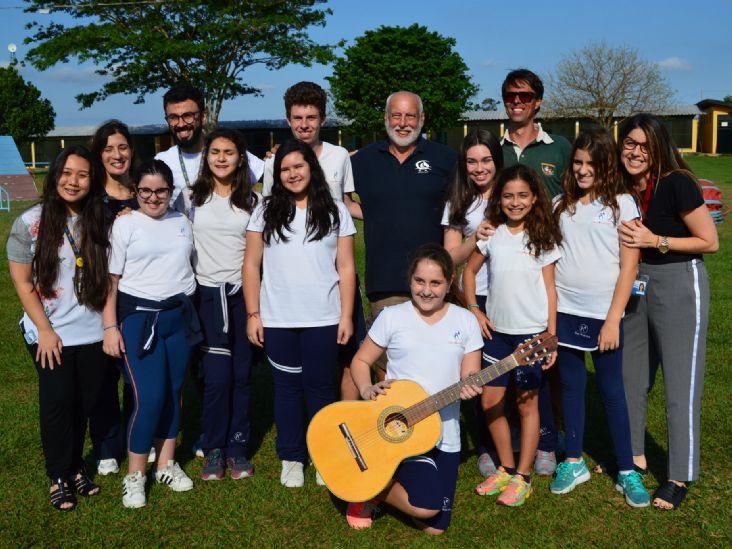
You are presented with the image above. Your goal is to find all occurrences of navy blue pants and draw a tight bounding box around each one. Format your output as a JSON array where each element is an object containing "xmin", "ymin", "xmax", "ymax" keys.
[
  {"xmin": 265, "ymin": 325, "xmax": 339, "ymax": 463},
  {"xmin": 559, "ymin": 340, "xmax": 634, "ymax": 471},
  {"xmin": 197, "ymin": 286, "xmax": 252, "ymax": 458},
  {"xmin": 122, "ymin": 308, "xmax": 192, "ymax": 454}
]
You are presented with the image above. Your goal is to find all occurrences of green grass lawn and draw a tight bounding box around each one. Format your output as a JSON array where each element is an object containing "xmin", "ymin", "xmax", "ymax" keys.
[{"xmin": 1, "ymin": 156, "xmax": 730, "ymax": 547}]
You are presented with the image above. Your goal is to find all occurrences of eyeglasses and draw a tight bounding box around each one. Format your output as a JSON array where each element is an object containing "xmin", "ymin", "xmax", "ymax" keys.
[
  {"xmin": 388, "ymin": 112, "xmax": 419, "ymax": 123},
  {"xmin": 621, "ymin": 137, "xmax": 650, "ymax": 155},
  {"xmin": 164, "ymin": 111, "xmax": 200, "ymax": 125},
  {"xmin": 137, "ymin": 186, "xmax": 171, "ymax": 199},
  {"xmin": 502, "ymin": 92, "xmax": 536, "ymax": 104}
]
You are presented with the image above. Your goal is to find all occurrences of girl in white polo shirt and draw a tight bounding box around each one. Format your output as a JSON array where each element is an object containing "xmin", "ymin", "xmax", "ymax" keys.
[
  {"xmin": 190, "ymin": 128, "xmax": 259, "ymax": 481},
  {"xmin": 243, "ymin": 139, "xmax": 356, "ymax": 488},
  {"xmin": 463, "ymin": 164, "xmax": 562, "ymax": 507},
  {"xmin": 442, "ymin": 128, "xmax": 503, "ymax": 478},
  {"xmin": 550, "ymin": 129, "xmax": 649, "ymax": 507},
  {"xmin": 347, "ymin": 244, "xmax": 483, "ymax": 533}
]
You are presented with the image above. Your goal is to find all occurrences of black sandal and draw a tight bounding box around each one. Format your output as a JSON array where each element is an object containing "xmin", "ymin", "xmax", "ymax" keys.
[
  {"xmin": 73, "ymin": 468, "xmax": 101, "ymax": 497},
  {"xmin": 50, "ymin": 478, "xmax": 77, "ymax": 511},
  {"xmin": 653, "ymin": 481, "xmax": 688, "ymax": 510}
]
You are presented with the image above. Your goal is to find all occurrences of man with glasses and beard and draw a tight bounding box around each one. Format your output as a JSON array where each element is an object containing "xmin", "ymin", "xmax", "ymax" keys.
[
  {"xmin": 351, "ymin": 91, "xmax": 456, "ymax": 379},
  {"xmin": 155, "ymin": 84, "xmax": 265, "ymax": 215},
  {"xmin": 500, "ymin": 69, "xmax": 570, "ymax": 198}
]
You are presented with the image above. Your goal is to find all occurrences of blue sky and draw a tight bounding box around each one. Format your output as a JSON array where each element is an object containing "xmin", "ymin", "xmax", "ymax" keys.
[{"xmin": 2, "ymin": 0, "xmax": 732, "ymax": 128}]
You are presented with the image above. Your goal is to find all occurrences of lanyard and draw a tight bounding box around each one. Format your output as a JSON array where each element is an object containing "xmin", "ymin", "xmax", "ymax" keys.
[
  {"xmin": 177, "ymin": 146, "xmax": 203, "ymax": 187},
  {"xmin": 640, "ymin": 174, "xmax": 655, "ymax": 218},
  {"xmin": 63, "ymin": 225, "xmax": 83, "ymax": 268}
]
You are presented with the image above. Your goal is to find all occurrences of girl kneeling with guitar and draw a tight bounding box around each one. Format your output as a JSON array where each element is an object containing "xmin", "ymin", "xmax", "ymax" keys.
[{"xmin": 347, "ymin": 244, "xmax": 484, "ymax": 534}]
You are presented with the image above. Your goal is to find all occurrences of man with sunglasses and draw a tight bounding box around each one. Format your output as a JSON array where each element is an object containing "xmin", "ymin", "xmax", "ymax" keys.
[
  {"xmin": 155, "ymin": 84, "xmax": 264, "ymax": 215},
  {"xmin": 501, "ymin": 69, "xmax": 570, "ymax": 198}
]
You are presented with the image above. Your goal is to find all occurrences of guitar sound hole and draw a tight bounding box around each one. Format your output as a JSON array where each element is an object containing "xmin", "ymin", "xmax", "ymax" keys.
[{"xmin": 377, "ymin": 407, "xmax": 413, "ymax": 443}]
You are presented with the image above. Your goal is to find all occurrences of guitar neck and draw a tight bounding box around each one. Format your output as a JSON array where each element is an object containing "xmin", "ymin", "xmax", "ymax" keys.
[{"xmin": 402, "ymin": 353, "xmax": 519, "ymax": 425}]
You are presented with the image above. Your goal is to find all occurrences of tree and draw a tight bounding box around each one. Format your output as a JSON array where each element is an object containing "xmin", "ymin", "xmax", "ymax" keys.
[
  {"xmin": 0, "ymin": 64, "xmax": 55, "ymax": 140},
  {"xmin": 327, "ymin": 24, "xmax": 478, "ymax": 135},
  {"xmin": 23, "ymin": 0, "xmax": 340, "ymax": 125},
  {"xmin": 723, "ymin": 95, "xmax": 732, "ymax": 104},
  {"xmin": 468, "ymin": 97, "xmax": 499, "ymax": 111},
  {"xmin": 546, "ymin": 42, "xmax": 675, "ymax": 128}
]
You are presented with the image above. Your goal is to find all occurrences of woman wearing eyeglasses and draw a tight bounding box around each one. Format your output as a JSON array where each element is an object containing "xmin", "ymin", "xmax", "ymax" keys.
[
  {"xmin": 617, "ymin": 113, "xmax": 718, "ymax": 510},
  {"xmin": 102, "ymin": 159, "xmax": 201, "ymax": 509}
]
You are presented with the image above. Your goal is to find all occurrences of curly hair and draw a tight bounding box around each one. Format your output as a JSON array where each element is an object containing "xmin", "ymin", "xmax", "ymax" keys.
[
  {"xmin": 486, "ymin": 164, "xmax": 562, "ymax": 257},
  {"xmin": 262, "ymin": 139, "xmax": 339, "ymax": 244},
  {"xmin": 554, "ymin": 128, "xmax": 625, "ymax": 223},
  {"xmin": 445, "ymin": 129, "xmax": 503, "ymax": 228},
  {"xmin": 33, "ymin": 146, "xmax": 110, "ymax": 310},
  {"xmin": 190, "ymin": 128, "xmax": 257, "ymax": 213},
  {"xmin": 284, "ymin": 81, "xmax": 327, "ymax": 119}
]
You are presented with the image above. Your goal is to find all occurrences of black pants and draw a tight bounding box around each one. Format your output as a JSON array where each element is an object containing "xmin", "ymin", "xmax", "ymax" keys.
[
  {"xmin": 89, "ymin": 355, "xmax": 125, "ymax": 461},
  {"xmin": 29, "ymin": 341, "xmax": 106, "ymax": 479}
]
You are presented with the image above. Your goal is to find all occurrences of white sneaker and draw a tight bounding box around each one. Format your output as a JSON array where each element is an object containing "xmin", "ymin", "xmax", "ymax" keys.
[
  {"xmin": 154, "ymin": 460, "xmax": 193, "ymax": 492},
  {"xmin": 316, "ymin": 470, "xmax": 326, "ymax": 486},
  {"xmin": 280, "ymin": 460, "xmax": 304, "ymax": 488},
  {"xmin": 122, "ymin": 471, "xmax": 147, "ymax": 508},
  {"xmin": 97, "ymin": 458, "xmax": 120, "ymax": 476},
  {"xmin": 147, "ymin": 447, "xmax": 156, "ymax": 464}
]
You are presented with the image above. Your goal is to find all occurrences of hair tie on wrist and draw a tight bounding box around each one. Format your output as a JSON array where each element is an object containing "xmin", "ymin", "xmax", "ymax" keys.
[
  {"xmin": 104, "ymin": 325, "xmax": 119, "ymax": 331},
  {"xmin": 468, "ymin": 303, "xmax": 480, "ymax": 309},
  {"xmin": 247, "ymin": 311, "xmax": 260, "ymax": 319}
]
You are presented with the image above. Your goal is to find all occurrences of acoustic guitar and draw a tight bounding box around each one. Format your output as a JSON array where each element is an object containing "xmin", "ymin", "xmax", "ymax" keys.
[{"xmin": 307, "ymin": 332, "xmax": 558, "ymax": 502}]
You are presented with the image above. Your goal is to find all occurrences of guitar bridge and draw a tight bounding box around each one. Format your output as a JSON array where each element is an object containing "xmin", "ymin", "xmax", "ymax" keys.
[{"xmin": 339, "ymin": 423, "xmax": 367, "ymax": 472}]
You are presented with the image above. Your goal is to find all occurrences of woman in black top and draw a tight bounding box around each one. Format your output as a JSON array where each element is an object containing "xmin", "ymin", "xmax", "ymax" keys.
[{"xmin": 617, "ymin": 113, "xmax": 718, "ymax": 510}]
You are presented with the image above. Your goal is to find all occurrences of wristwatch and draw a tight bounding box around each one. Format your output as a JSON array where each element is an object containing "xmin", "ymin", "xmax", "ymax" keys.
[{"xmin": 658, "ymin": 236, "xmax": 669, "ymax": 254}]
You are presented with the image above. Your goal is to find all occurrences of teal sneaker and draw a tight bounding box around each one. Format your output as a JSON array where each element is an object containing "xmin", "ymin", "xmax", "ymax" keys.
[
  {"xmin": 615, "ymin": 470, "xmax": 650, "ymax": 508},
  {"xmin": 550, "ymin": 459, "xmax": 591, "ymax": 494}
]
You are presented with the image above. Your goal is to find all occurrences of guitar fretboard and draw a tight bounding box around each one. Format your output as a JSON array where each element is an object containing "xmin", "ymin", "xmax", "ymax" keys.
[{"xmin": 401, "ymin": 353, "xmax": 519, "ymax": 426}]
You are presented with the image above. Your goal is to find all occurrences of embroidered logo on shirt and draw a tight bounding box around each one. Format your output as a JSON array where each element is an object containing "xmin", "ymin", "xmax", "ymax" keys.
[
  {"xmin": 415, "ymin": 160, "xmax": 432, "ymax": 174},
  {"xmin": 593, "ymin": 208, "xmax": 614, "ymax": 224},
  {"xmin": 574, "ymin": 323, "xmax": 591, "ymax": 339},
  {"xmin": 541, "ymin": 162, "xmax": 556, "ymax": 176},
  {"xmin": 448, "ymin": 329, "xmax": 463, "ymax": 344}
]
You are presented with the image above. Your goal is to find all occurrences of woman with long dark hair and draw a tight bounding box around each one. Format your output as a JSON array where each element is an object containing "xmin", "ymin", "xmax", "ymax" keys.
[
  {"xmin": 7, "ymin": 145, "xmax": 110, "ymax": 511},
  {"xmin": 243, "ymin": 139, "xmax": 356, "ymax": 488},
  {"xmin": 190, "ymin": 128, "xmax": 258, "ymax": 481},
  {"xmin": 442, "ymin": 128, "xmax": 503, "ymax": 477},
  {"xmin": 617, "ymin": 113, "xmax": 718, "ymax": 510},
  {"xmin": 88, "ymin": 120, "xmax": 140, "ymax": 476}
]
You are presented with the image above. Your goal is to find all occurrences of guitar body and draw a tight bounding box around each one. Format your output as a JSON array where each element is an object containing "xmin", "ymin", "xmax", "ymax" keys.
[{"xmin": 307, "ymin": 379, "xmax": 442, "ymax": 503}]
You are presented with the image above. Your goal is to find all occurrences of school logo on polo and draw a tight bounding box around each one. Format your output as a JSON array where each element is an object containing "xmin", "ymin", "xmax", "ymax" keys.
[
  {"xmin": 541, "ymin": 162, "xmax": 556, "ymax": 176},
  {"xmin": 415, "ymin": 160, "xmax": 432, "ymax": 174},
  {"xmin": 575, "ymin": 323, "xmax": 591, "ymax": 339}
]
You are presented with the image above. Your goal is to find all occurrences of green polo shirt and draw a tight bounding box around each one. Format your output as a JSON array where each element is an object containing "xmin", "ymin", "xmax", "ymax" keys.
[{"xmin": 502, "ymin": 125, "xmax": 571, "ymax": 198}]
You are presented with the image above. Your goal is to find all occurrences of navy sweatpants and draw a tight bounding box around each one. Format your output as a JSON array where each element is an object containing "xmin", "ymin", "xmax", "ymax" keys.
[
  {"xmin": 122, "ymin": 308, "xmax": 192, "ymax": 454},
  {"xmin": 265, "ymin": 325, "xmax": 339, "ymax": 463},
  {"xmin": 197, "ymin": 285, "xmax": 253, "ymax": 458},
  {"xmin": 558, "ymin": 342, "xmax": 634, "ymax": 471}
]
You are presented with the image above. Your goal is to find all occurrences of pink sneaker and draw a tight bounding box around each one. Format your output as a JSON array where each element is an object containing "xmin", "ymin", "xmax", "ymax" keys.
[
  {"xmin": 346, "ymin": 500, "xmax": 379, "ymax": 529},
  {"xmin": 497, "ymin": 475, "xmax": 532, "ymax": 507},
  {"xmin": 475, "ymin": 468, "xmax": 512, "ymax": 496}
]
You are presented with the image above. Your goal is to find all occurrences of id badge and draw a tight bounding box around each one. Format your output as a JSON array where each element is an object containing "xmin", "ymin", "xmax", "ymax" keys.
[
  {"xmin": 632, "ymin": 275, "xmax": 650, "ymax": 296},
  {"xmin": 20, "ymin": 321, "xmax": 38, "ymax": 345}
]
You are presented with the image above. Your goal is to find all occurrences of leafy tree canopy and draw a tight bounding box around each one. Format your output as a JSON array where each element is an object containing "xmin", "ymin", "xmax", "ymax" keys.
[
  {"xmin": 0, "ymin": 64, "xmax": 55, "ymax": 140},
  {"xmin": 468, "ymin": 97, "xmax": 499, "ymax": 111},
  {"xmin": 327, "ymin": 24, "xmax": 478, "ymax": 135},
  {"xmin": 23, "ymin": 0, "xmax": 341, "ymax": 125},
  {"xmin": 723, "ymin": 95, "xmax": 732, "ymax": 104},
  {"xmin": 546, "ymin": 41, "xmax": 675, "ymax": 128}
]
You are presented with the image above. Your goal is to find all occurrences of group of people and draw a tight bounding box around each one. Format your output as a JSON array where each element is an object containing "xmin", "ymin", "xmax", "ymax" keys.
[{"xmin": 7, "ymin": 69, "xmax": 717, "ymax": 532}]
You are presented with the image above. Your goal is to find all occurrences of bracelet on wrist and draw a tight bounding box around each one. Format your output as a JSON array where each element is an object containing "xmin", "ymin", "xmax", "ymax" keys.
[
  {"xmin": 247, "ymin": 311, "xmax": 260, "ymax": 319},
  {"xmin": 103, "ymin": 325, "xmax": 119, "ymax": 331},
  {"xmin": 468, "ymin": 303, "xmax": 480, "ymax": 309}
]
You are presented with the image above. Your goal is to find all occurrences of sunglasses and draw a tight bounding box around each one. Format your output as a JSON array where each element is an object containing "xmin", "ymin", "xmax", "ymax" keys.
[{"xmin": 502, "ymin": 92, "xmax": 536, "ymax": 104}]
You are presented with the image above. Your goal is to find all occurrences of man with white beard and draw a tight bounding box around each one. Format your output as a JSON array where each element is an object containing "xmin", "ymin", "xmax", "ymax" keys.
[{"xmin": 351, "ymin": 91, "xmax": 456, "ymax": 377}]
